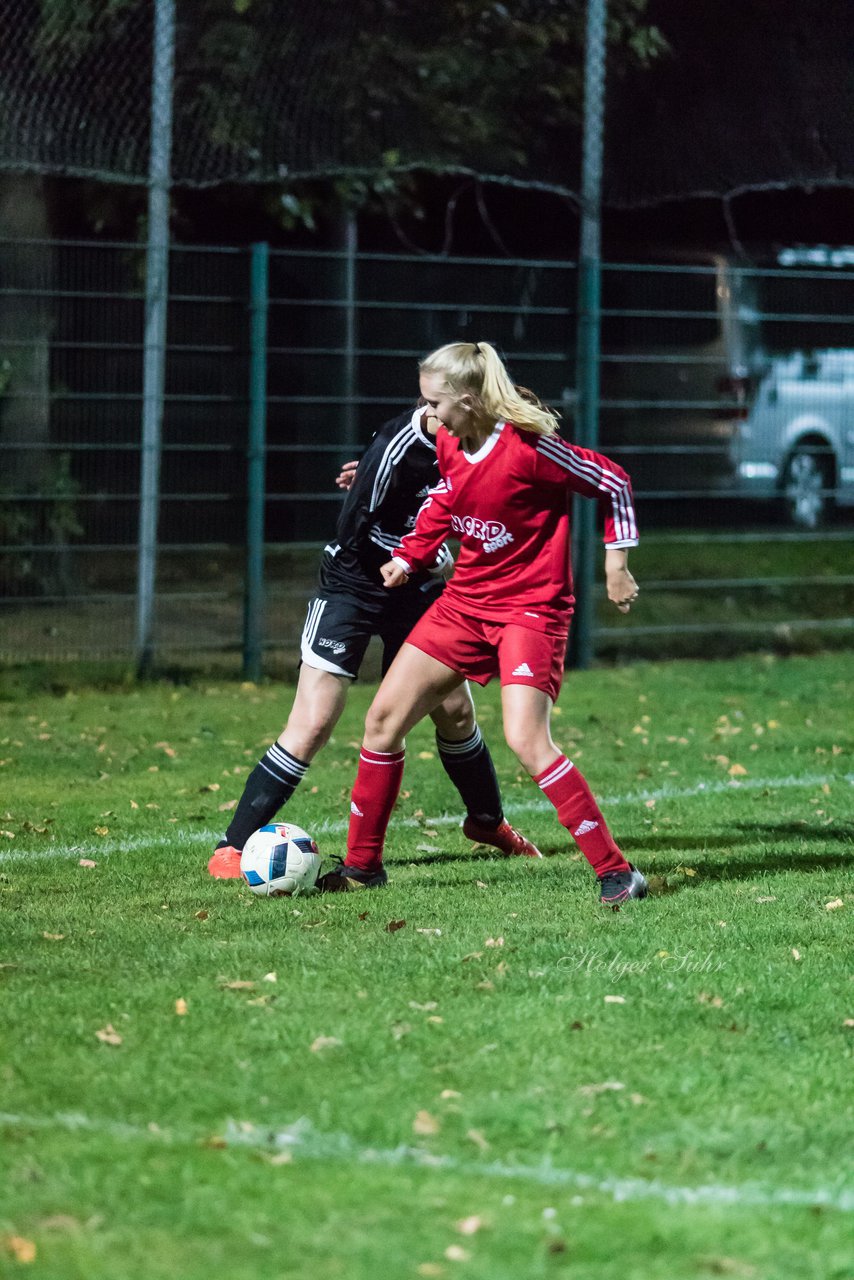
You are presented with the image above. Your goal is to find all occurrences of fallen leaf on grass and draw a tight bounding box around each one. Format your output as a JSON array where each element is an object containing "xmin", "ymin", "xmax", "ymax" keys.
[
  {"xmin": 199, "ymin": 782, "xmax": 221, "ymax": 792},
  {"xmin": 417, "ymin": 844, "xmax": 441, "ymax": 854},
  {"xmin": 174, "ymin": 998, "xmax": 188, "ymax": 1016},
  {"xmin": 42, "ymin": 932, "xmax": 65, "ymax": 941},
  {"xmin": 391, "ymin": 1022, "xmax": 412, "ymax": 1041},
  {"xmin": 217, "ymin": 800, "xmax": 238, "ymax": 812},
  {"xmin": 440, "ymin": 1089, "xmax": 462, "ymax": 1099},
  {"xmin": 444, "ymin": 1245, "xmax": 470, "ymax": 1262},
  {"xmin": 416, "ymin": 927, "xmax": 441, "ymax": 936},
  {"xmin": 484, "ymin": 937, "xmax": 504, "ymax": 948},
  {"xmin": 219, "ymin": 979, "xmax": 256, "ymax": 991},
  {"xmin": 78, "ymin": 858, "xmax": 97, "ymax": 868},
  {"xmin": 843, "ymin": 1019, "xmax": 854, "ymax": 1029},
  {"xmin": 825, "ymin": 899, "xmax": 844, "ymax": 911},
  {"xmin": 416, "ymin": 1265, "xmax": 445, "ymax": 1278},
  {"xmin": 310, "ymin": 1036, "xmax": 342, "ymax": 1053},
  {"xmin": 578, "ymin": 1081, "xmax": 625, "ymax": 1097},
  {"xmin": 603, "ymin": 995, "xmax": 626, "ymax": 1004},
  {"xmin": 728, "ymin": 764, "xmax": 748, "ymax": 777},
  {"xmin": 385, "ymin": 919, "xmax": 406, "ymax": 933},
  {"xmin": 413, "ymin": 1109, "xmax": 441, "ymax": 1135},
  {"xmin": 93, "ymin": 827, "xmax": 110, "ymax": 837},
  {"xmin": 3, "ymin": 1236, "xmax": 36, "ymax": 1263},
  {"xmin": 466, "ymin": 1128, "xmax": 490, "ymax": 1151},
  {"xmin": 698, "ymin": 1257, "xmax": 756, "ymax": 1277},
  {"xmin": 755, "ymin": 896, "xmax": 776, "ymax": 904},
  {"xmin": 262, "ymin": 972, "xmax": 277, "ymax": 983},
  {"xmin": 194, "ymin": 910, "xmax": 209, "ymax": 921},
  {"xmin": 409, "ymin": 1001, "xmax": 438, "ymax": 1011},
  {"xmin": 791, "ymin": 948, "xmax": 801, "ymax": 961},
  {"xmin": 455, "ymin": 1216, "xmax": 484, "ymax": 1236},
  {"xmin": 95, "ymin": 1024, "xmax": 122, "ymax": 1046}
]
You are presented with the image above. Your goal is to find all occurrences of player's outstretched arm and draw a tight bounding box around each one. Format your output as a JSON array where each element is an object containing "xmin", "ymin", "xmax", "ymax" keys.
[{"xmin": 605, "ymin": 547, "xmax": 639, "ymax": 613}]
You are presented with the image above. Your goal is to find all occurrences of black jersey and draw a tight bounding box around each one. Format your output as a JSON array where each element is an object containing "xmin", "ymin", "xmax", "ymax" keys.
[{"xmin": 319, "ymin": 407, "xmax": 453, "ymax": 601}]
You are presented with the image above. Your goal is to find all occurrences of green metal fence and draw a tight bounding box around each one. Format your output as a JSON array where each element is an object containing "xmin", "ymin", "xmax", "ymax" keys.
[{"xmin": 1, "ymin": 239, "xmax": 853, "ymax": 671}]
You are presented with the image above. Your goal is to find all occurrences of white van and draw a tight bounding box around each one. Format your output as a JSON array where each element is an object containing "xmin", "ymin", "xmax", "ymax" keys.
[
  {"xmin": 600, "ymin": 251, "xmax": 854, "ymax": 527},
  {"xmin": 730, "ymin": 348, "xmax": 854, "ymax": 528}
]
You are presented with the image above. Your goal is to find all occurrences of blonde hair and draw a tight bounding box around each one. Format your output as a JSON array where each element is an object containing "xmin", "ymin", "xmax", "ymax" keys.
[{"xmin": 419, "ymin": 341, "xmax": 559, "ymax": 437}]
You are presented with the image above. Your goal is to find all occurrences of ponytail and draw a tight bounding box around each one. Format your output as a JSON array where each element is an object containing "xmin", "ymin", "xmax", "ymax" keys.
[{"xmin": 419, "ymin": 341, "xmax": 559, "ymax": 437}]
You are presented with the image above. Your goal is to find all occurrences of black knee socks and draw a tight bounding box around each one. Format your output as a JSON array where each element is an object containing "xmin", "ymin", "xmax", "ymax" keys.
[
  {"xmin": 224, "ymin": 744, "xmax": 309, "ymax": 850},
  {"xmin": 435, "ymin": 727, "xmax": 503, "ymax": 828}
]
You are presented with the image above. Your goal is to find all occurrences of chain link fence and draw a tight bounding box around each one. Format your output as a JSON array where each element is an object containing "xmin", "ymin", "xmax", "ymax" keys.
[{"xmin": 1, "ymin": 240, "xmax": 853, "ymax": 670}]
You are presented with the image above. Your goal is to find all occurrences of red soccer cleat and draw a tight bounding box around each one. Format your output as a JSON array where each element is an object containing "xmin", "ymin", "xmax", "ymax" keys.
[
  {"xmin": 207, "ymin": 845, "xmax": 243, "ymax": 879},
  {"xmin": 462, "ymin": 816, "xmax": 543, "ymax": 858}
]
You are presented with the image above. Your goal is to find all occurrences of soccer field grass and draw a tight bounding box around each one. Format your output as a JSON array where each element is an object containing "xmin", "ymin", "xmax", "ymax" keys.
[{"xmin": 1, "ymin": 653, "xmax": 852, "ymax": 1279}]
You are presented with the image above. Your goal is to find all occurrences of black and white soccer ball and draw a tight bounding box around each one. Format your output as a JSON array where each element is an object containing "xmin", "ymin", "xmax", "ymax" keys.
[{"xmin": 240, "ymin": 823, "xmax": 321, "ymax": 897}]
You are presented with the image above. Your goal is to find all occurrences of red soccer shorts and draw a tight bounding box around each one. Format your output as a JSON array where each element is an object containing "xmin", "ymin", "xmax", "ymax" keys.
[{"xmin": 404, "ymin": 594, "xmax": 567, "ymax": 702}]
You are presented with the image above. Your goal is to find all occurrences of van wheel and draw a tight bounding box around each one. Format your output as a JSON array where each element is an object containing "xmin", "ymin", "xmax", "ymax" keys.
[{"xmin": 781, "ymin": 445, "xmax": 834, "ymax": 529}]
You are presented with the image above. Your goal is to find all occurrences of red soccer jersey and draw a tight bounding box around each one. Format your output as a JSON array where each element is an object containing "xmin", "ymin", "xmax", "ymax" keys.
[{"xmin": 393, "ymin": 422, "xmax": 638, "ymax": 632}]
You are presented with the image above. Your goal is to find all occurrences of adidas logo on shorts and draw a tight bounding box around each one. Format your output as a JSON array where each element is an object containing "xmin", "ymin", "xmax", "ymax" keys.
[{"xmin": 511, "ymin": 662, "xmax": 534, "ymax": 677}]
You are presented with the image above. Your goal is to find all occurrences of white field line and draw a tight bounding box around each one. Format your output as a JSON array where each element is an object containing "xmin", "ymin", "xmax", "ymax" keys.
[
  {"xmin": 1, "ymin": 771, "xmax": 851, "ymax": 865},
  {"xmin": 1, "ymin": 1110, "xmax": 852, "ymax": 1213}
]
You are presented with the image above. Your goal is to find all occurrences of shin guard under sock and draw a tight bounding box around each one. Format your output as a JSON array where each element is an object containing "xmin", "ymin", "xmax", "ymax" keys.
[
  {"xmin": 436, "ymin": 727, "xmax": 503, "ymax": 828},
  {"xmin": 534, "ymin": 754, "xmax": 629, "ymax": 877},
  {"xmin": 225, "ymin": 743, "xmax": 309, "ymax": 850},
  {"xmin": 346, "ymin": 747, "xmax": 405, "ymax": 872}
]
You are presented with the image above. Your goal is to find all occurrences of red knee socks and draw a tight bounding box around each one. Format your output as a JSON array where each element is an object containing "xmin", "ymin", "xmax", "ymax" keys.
[
  {"xmin": 534, "ymin": 755, "xmax": 629, "ymax": 877},
  {"xmin": 345, "ymin": 747, "xmax": 405, "ymax": 872}
]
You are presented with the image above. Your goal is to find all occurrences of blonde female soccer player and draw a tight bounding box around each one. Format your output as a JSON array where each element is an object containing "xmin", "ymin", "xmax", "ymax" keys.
[{"xmin": 319, "ymin": 341, "xmax": 646, "ymax": 906}]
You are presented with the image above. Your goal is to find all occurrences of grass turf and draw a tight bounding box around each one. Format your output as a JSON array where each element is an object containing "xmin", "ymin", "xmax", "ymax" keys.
[{"xmin": 1, "ymin": 652, "xmax": 852, "ymax": 1278}]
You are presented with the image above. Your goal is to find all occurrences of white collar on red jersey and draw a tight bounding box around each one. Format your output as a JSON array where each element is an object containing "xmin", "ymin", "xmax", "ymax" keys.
[{"xmin": 461, "ymin": 421, "xmax": 506, "ymax": 464}]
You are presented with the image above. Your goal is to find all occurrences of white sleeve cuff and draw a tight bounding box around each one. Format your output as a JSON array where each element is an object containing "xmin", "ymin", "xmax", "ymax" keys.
[
  {"xmin": 605, "ymin": 539, "xmax": 639, "ymax": 549},
  {"xmin": 392, "ymin": 555, "xmax": 413, "ymax": 574}
]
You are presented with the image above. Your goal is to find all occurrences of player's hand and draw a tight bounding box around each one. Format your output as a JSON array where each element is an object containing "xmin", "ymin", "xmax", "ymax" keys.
[
  {"xmin": 606, "ymin": 564, "xmax": 640, "ymax": 613},
  {"xmin": 335, "ymin": 460, "xmax": 359, "ymax": 491},
  {"xmin": 380, "ymin": 560, "xmax": 410, "ymax": 589}
]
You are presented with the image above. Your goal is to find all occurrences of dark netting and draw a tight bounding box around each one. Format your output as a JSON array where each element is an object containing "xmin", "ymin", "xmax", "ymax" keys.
[{"xmin": 1, "ymin": 0, "xmax": 853, "ymax": 203}]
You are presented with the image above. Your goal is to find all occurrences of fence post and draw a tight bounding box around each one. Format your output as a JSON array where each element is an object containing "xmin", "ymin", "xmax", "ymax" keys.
[
  {"xmin": 568, "ymin": 0, "xmax": 607, "ymax": 671},
  {"xmin": 341, "ymin": 211, "xmax": 358, "ymax": 454},
  {"xmin": 135, "ymin": 0, "xmax": 175, "ymax": 676},
  {"xmin": 243, "ymin": 241, "xmax": 269, "ymax": 682}
]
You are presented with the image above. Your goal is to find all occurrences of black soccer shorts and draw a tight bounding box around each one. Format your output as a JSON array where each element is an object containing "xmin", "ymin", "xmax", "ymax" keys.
[{"xmin": 299, "ymin": 581, "xmax": 443, "ymax": 680}]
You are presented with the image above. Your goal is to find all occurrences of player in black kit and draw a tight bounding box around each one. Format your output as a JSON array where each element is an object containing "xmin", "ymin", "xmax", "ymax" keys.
[{"xmin": 208, "ymin": 404, "xmax": 541, "ymax": 878}]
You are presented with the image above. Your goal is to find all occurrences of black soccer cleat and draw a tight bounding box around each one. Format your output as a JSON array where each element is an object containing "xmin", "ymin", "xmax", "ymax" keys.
[
  {"xmin": 598, "ymin": 863, "xmax": 648, "ymax": 908},
  {"xmin": 316, "ymin": 858, "xmax": 388, "ymax": 892}
]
